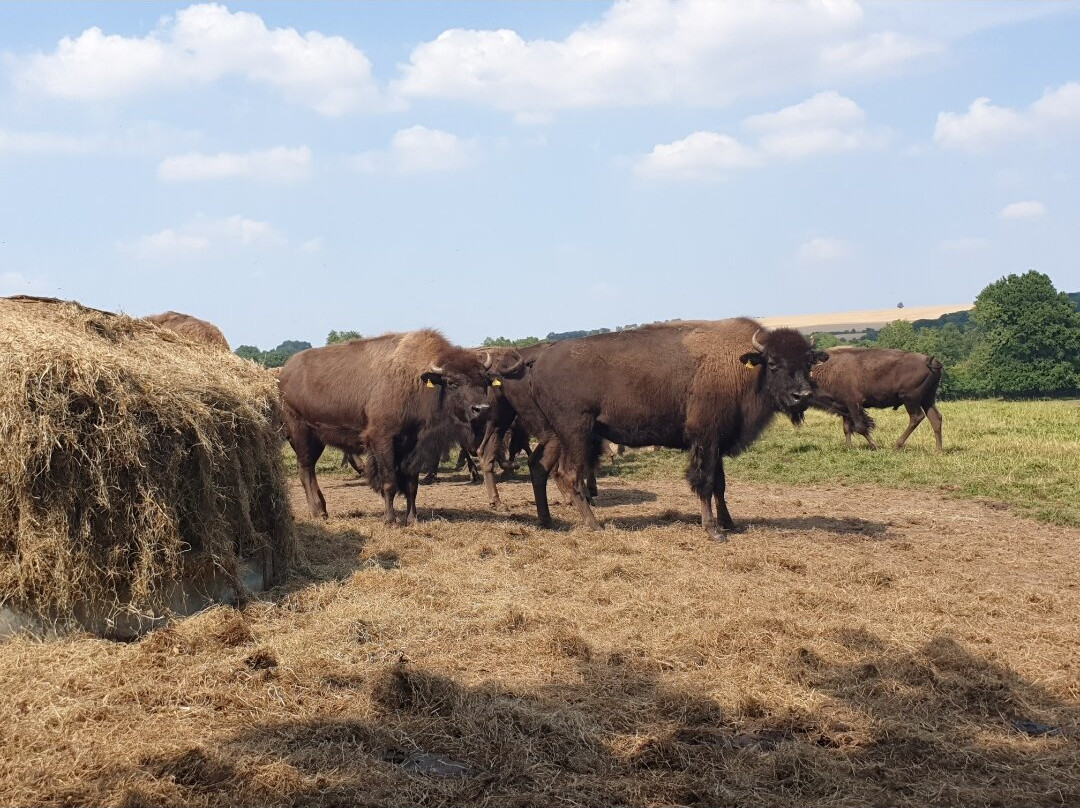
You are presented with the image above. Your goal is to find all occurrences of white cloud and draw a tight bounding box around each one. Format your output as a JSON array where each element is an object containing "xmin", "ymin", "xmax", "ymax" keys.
[
  {"xmin": 934, "ymin": 82, "xmax": 1080, "ymax": 151},
  {"xmin": 299, "ymin": 237, "xmax": 324, "ymax": 254},
  {"xmin": 637, "ymin": 91, "xmax": 885, "ymax": 180},
  {"xmin": 744, "ymin": 90, "xmax": 887, "ymax": 160},
  {"xmin": 350, "ymin": 126, "xmax": 476, "ymax": 175},
  {"xmin": 940, "ymin": 237, "xmax": 989, "ymax": 253},
  {"xmin": 119, "ymin": 214, "xmax": 286, "ymax": 259},
  {"xmin": 158, "ymin": 146, "xmax": 312, "ymax": 183},
  {"xmin": 999, "ymin": 200, "xmax": 1046, "ymax": 220},
  {"xmin": 394, "ymin": 0, "xmax": 935, "ymax": 115},
  {"xmin": 636, "ymin": 131, "xmax": 760, "ymax": 180},
  {"xmin": 15, "ymin": 3, "xmax": 382, "ymax": 116},
  {"xmin": 798, "ymin": 237, "xmax": 852, "ymax": 262}
]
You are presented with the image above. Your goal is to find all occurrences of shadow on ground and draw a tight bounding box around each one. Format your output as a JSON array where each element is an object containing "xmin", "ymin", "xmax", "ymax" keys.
[{"xmin": 110, "ymin": 630, "xmax": 1079, "ymax": 807}]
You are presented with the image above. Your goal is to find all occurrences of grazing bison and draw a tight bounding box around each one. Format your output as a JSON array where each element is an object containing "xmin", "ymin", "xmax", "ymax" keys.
[
  {"xmin": 144, "ymin": 310, "xmax": 230, "ymax": 351},
  {"xmin": 279, "ymin": 330, "xmax": 517, "ymax": 524},
  {"xmin": 489, "ymin": 319, "xmax": 827, "ymax": 540},
  {"xmin": 807, "ymin": 346, "xmax": 944, "ymax": 450}
]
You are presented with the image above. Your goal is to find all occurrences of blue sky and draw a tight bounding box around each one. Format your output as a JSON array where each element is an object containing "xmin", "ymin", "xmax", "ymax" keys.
[{"xmin": 1, "ymin": 1, "xmax": 1078, "ymax": 350}]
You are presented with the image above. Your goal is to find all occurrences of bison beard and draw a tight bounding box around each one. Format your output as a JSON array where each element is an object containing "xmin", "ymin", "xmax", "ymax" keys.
[
  {"xmin": 278, "ymin": 330, "xmax": 510, "ymax": 525},
  {"xmin": 500, "ymin": 319, "xmax": 827, "ymax": 541}
]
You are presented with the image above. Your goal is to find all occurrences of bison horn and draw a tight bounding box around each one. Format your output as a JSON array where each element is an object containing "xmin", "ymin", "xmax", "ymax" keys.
[
  {"xmin": 751, "ymin": 329, "xmax": 765, "ymax": 352},
  {"xmin": 481, "ymin": 351, "xmax": 493, "ymax": 369},
  {"xmin": 501, "ymin": 353, "xmax": 524, "ymax": 376},
  {"xmin": 429, "ymin": 363, "xmax": 444, "ymax": 374}
]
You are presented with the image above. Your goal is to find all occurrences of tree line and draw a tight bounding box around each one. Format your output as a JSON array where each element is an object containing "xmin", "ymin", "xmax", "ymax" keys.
[{"xmin": 235, "ymin": 272, "xmax": 1079, "ymax": 398}]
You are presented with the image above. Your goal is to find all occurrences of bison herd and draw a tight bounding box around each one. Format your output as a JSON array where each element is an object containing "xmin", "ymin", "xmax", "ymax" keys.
[{"xmin": 145, "ymin": 311, "xmax": 944, "ymax": 541}]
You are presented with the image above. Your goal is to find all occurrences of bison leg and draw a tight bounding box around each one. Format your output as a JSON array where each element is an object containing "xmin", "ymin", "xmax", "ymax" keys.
[
  {"xmin": 343, "ymin": 452, "xmax": 365, "ymax": 477},
  {"xmin": 926, "ymin": 405, "xmax": 944, "ymax": 451},
  {"xmin": 401, "ymin": 471, "xmax": 420, "ymax": 526},
  {"xmin": 285, "ymin": 412, "xmax": 329, "ymax": 519},
  {"xmin": 368, "ymin": 436, "xmax": 400, "ymax": 525},
  {"xmin": 464, "ymin": 450, "xmax": 483, "ymax": 484},
  {"xmin": 689, "ymin": 443, "xmax": 729, "ymax": 541},
  {"xmin": 842, "ymin": 417, "xmax": 855, "ymax": 448},
  {"xmin": 895, "ymin": 402, "xmax": 925, "ymax": 449},
  {"xmin": 713, "ymin": 456, "xmax": 735, "ymax": 534},
  {"xmin": 479, "ymin": 426, "xmax": 507, "ymax": 511},
  {"xmin": 850, "ymin": 407, "xmax": 877, "ymax": 450},
  {"xmin": 528, "ymin": 440, "xmax": 562, "ymax": 528}
]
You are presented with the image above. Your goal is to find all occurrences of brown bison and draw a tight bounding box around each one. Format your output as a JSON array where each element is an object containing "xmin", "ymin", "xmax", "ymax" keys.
[
  {"xmin": 143, "ymin": 310, "xmax": 230, "ymax": 351},
  {"xmin": 278, "ymin": 330, "xmax": 519, "ymax": 524},
  {"xmin": 486, "ymin": 319, "xmax": 827, "ymax": 540},
  {"xmin": 807, "ymin": 346, "xmax": 944, "ymax": 450}
]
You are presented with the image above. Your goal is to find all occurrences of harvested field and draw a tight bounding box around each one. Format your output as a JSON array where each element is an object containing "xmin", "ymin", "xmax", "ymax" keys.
[{"xmin": 2, "ymin": 467, "xmax": 1078, "ymax": 807}]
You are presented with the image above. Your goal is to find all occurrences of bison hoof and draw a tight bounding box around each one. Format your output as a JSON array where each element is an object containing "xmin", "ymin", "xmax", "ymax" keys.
[{"xmin": 490, "ymin": 502, "xmax": 510, "ymax": 513}]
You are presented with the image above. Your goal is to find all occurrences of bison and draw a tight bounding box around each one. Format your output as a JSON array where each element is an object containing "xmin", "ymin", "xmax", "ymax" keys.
[
  {"xmin": 278, "ymin": 330, "xmax": 520, "ymax": 524},
  {"xmin": 143, "ymin": 310, "xmax": 230, "ymax": 351},
  {"xmin": 487, "ymin": 319, "xmax": 827, "ymax": 540},
  {"xmin": 807, "ymin": 346, "xmax": 944, "ymax": 450}
]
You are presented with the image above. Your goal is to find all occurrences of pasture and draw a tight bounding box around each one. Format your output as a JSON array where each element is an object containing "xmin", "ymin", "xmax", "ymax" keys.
[{"xmin": 2, "ymin": 399, "xmax": 1078, "ymax": 807}]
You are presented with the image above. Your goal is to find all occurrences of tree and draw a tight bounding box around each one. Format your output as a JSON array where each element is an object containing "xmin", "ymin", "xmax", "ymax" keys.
[
  {"xmin": 481, "ymin": 335, "xmax": 542, "ymax": 348},
  {"xmin": 966, "ymin": 271, "xmax": 1080, "ymax": 397},
  {"xmin": 809, "ymin": 332, "xmax": 841, "ymax": 349},
  {"xmin": 327, "ymin": 330, "xmax": 362, "ymax": 345},
  {"xmin": 874, "ymin": 319, "xmax": 919, "ymax": 351},
  {"xmin": 234, "ymin": 345, "xmax": 263, "ymax": 363}
]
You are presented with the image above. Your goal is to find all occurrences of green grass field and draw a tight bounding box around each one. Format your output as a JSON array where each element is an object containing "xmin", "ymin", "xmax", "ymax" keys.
[
  {"xmin": 606, "ymin": 399, "xmax": 1080, "ymax": 527},
  {"xmin": 284, "ymin": 399, "xmax": 1080, "ymax": 528}
]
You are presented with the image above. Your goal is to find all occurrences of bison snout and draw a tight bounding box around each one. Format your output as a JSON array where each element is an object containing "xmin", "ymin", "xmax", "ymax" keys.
[
  {"xmin": 469, "ymin": 403, "xmax": 490, "ymax": 419},
  {"xmin": 791, "ymin": 388, "xmax": 813, "ymax": 405}
]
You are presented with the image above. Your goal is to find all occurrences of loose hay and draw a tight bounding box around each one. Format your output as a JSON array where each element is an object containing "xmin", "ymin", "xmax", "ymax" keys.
[{"xmin": 0, "ymin": 296, "xmax": 292, "ymax": 634}]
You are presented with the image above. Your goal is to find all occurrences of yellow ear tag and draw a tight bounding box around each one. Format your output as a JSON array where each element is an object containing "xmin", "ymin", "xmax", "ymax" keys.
[
  {"xmin": 425, "ymin": 379, "xmax": 435, "ymax": 388},
  {"xmin": 492, "ymin": 378, "xmax": 502, "ymax": 387},
  {"xmin": 744, "ymin": 360, "xmax": 755, "ymax": 369}
]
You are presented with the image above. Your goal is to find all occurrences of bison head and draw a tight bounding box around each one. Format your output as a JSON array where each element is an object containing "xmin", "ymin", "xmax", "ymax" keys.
[
  {"xmin": 420, "ymin": 348, "xmax": 526, "ymax": 424},
  {"xmin": 480, "ymin": 348, "xmax": 530, "ymax": 385},
  {"xmin": 739, "ymin": 328, "xmax": 828, "ymax": 420}
]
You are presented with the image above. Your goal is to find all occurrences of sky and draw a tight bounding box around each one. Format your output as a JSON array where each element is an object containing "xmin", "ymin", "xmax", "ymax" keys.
[{"xmin": 1, "ymin": 1, "xmax": 1078, "ymax": 350}]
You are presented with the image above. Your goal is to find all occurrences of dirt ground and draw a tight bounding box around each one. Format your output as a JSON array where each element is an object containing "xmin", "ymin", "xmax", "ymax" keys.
[{"xmin": 2, "ymin": 468, "xmax": 1078, "ymax": 807}]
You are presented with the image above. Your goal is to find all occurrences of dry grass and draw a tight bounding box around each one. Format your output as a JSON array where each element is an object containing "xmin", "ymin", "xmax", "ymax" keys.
[
  {"xmin": 1, "ymin": 468, "xmax": 1077, "ymax": 806},
  {"xmin": 757, "ymin": 303, "xmax": 972, "ymax": 333},
  {"xmin": 0, "ymin": 296, "xmax": 292, "ymax": 632}
]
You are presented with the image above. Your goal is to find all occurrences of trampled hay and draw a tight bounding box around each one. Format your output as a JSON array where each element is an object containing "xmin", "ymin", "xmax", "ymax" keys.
[
  {"xmin": 1, "ymin": 466, "xmax": 1077, "ymax": 806},
  {"xmin": 0, "ymin": 296, "xmax": 293, "ymax": 632}
]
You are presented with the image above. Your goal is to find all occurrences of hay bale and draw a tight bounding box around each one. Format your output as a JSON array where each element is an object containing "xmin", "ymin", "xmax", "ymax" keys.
[{"xmin": 0, "ymin": 296, "xmax": 293, "ymax": 636}]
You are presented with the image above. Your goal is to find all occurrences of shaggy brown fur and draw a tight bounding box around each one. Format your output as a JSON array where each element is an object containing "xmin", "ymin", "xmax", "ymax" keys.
[
  {"xmin": 492, "ymin": 319, "xmax": 827, "ymax": 540},
  {"xmin": 278, "ymin": 330, "xmax": 508, "ymax": 525},
  {"xmin": 809, "ymin": 347, "xmax": 944, "ymax": 450},
  {"xmin": 144, "ymin": 311, "xmax": 230, "ymax": 351}
]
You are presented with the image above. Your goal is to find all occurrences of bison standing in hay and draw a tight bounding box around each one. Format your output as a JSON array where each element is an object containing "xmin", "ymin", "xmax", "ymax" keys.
[
  {"xmin": 278, "ymin": 330, "xmax": 521, "ymax": 525},
  {"xmin": 143, "ymin": 310, "xmax": 230, "ymax": 351},
  {"xmin": 0, "ymin": 296, "xmax": 292, "ymax": 638},
  {"xmin": 486, "ymin": 319, "xmax": 827, "ymax": 540},
  {"xmin": 807, "ymin": 346, "xmax": 944, "ymax": 450}
]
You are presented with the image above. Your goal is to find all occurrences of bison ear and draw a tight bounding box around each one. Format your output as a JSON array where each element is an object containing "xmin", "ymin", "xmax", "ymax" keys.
[
  {"xmin": 739, "ymin": 352, "xmax": 763, "ymax": 368},
  {"xmin": 812, "ymin": 351, "xmax": 829, "ymax": 365},
  {"xmin": 420, "ymin": 371, "xmax": 444, "ymax": 387}
]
